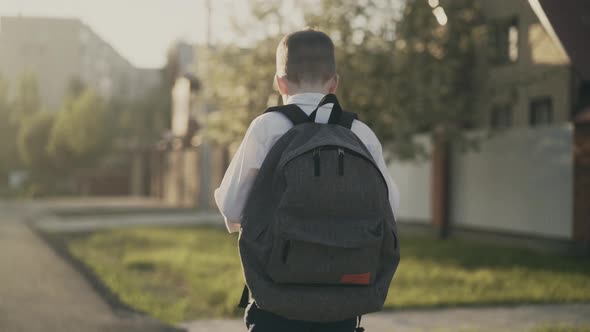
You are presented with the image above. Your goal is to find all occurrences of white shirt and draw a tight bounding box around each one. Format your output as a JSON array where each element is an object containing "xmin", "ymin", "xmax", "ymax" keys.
[{"xmin": 214, "ymin": 93, "xmax": 400, "ymax": 233}]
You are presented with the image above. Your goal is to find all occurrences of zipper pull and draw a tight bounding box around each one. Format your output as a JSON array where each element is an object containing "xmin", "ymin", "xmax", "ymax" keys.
[
  {"xmin": 338, "ymin": 148, "xmax": 344, "ymax": 176},
  {"xmin": 282, "ymin": 240, "xmax": 291, "ymax": 263},
  {"xmin": 313, "ymin": 148, "xmax": 321, "ymax": 176}
]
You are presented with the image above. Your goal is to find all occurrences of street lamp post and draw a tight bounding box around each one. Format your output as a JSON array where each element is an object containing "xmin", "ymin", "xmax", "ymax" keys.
[{"xmin": 199, "ymin": 0, "xmax": 213, "ymax": 208}]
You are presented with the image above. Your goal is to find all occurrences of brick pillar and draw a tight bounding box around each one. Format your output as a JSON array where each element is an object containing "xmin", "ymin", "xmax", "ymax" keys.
[
  {"xmin": 573, "ymin": 111, "xmax": 590, "ymax": 250},
  {"xmin": 431, "ymin": 136, "xmax": 451, "ymax": 238}
]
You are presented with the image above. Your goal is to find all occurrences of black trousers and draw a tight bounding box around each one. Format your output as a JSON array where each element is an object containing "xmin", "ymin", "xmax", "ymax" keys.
[{"xmin": 244, "ymin": 302, "xmax": 358, "ymax": 332}]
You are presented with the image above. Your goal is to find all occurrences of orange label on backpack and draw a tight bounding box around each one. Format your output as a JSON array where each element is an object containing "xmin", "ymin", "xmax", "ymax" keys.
[{"xmin": 340, "ymin": 272, "xmax": 371, "ymax": 285}]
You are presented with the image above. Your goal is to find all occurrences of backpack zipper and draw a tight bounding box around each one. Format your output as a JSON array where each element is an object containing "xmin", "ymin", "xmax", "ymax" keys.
[
  {"xmin": 318, "ymin": 146, "xmax": 389, "ymax": 197},
  {"xmin": 283, "ymin": 145, "xmax": 389, "ymax": 197},
  {"xmin": 338, "ymin": 148, "xmax": 344, "ymax": 176},
  {"xmin": 281, "ymin": 240, "xmax": 291, "ymax": 263},
  {"xmin": 313, "ymin": 148, "xmax": 321, "ymax": 176}
]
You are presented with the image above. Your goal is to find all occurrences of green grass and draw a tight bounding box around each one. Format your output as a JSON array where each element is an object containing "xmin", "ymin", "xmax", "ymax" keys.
[
  {"xmin": 62, "ymin": 226, "xmax": 590, "ymax": 324},
  {"xmin": 530, "ymin": 326, "xmax": 590, "ymax": 332}
]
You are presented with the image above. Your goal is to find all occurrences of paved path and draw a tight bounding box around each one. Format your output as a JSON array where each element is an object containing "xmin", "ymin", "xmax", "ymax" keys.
[
  {"xmin": 182, "ymin": 303, "xmax": 590, "ymax": 332},
  {"xmin": 33, "ymin": 210, "xmax": 223, "ymax": 233},
  {"xmin": 0, "ymin": 201, "xmax": 182, "ymax": 332},
  {"xmin": 9, "ymin": 198, "xmax": 590, "ymax": 331},
  {"xmin": 19, "ymin": 196, "xmax": 223, "ymax": 233}
]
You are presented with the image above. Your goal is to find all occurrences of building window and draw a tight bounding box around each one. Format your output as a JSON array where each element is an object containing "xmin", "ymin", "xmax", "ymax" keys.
[
  {"xmin": 488, "ymin": 17, "xmax": 519, "ymax": 65},
  {"xmin": 490, "ymin": 105, "xmax": 512, "ymax": 129},
  {"xmin": 529, "ymin": 97, "xmax": 553, "ymax": 126}
]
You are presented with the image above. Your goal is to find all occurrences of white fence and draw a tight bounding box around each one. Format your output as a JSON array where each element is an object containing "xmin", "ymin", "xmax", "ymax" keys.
[
  {"xmin": 388, "ymin": 135, "xmax": 432, "ymax": 224},
  {"xmin": 387, "ymin": 125, "xmax": 573, "ymax": 239}
]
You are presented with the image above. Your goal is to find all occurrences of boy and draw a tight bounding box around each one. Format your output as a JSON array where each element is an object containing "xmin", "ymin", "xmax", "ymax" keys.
[{"xmin": 215, "ymin": 29, "xmax": 400, "ymax": 332}]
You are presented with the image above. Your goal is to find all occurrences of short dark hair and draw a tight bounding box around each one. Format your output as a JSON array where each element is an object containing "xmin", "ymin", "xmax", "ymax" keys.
[{"xmin": 276, "ymin": 29, "xmax": 336, "ymax": 84}]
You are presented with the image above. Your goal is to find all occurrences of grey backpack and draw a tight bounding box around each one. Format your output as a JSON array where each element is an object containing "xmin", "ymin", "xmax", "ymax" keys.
[{"xmin": 238, "ymin": 94, "xmax": 400, "ymax": 323}]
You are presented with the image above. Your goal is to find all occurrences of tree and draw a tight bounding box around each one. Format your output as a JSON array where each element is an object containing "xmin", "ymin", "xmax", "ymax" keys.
[
  {"xmin": 17, "ymin": 111, "xmax": 57, "ymax": 196},
  {"xmin": 207, "ymin": 0, "xmax": 403, "ymax": 154},
  {"xmin": 305, "ymin": 0, "xmax": 484, "ymax": 158},
  {"xmin": 305, "ymin": 0, "xmax": 402, "ymax": 152},
  {"xmin": 206, "ymin": 38, "xmax": 280, "ymax": 153},
  {"xmin": 392, "ymin": 0, "xmax": 484, "ymax": 154},
  {"xmin": 206, "ymin": 0, "xmax": 484, "ymax": 159},
  {"xmin": 11, "ymin": 72, "xmax": 42, "ymax": 123},
  {"xmin": 118, "ymin": 81, "xmax": 172, "ymax": 145},
  {"xmin": 48, "ymin": 89, "xmax": 115, "ymax": 170},
  {"xmin": 206, "ymin": 0, "xmax": 289, "ymax": 153},
  {"xmin": 1, "ymin": 72, "xmax": 44, "ymax": 192},
  {"xmin": 0, "ymin": 75, "xmax": 20, "ymax": 188},
  {"xmin": 391, "ymin": 0, "xmax": 485, "ymax": 237}
]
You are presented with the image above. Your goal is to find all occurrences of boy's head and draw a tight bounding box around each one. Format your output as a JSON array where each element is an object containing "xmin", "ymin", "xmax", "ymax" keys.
[{"xmin": 275, "ymin": 29, "xmax": 338, "ymax": 98}]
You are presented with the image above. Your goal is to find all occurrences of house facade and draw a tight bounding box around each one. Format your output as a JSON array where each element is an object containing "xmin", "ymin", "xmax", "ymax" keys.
[
  {"xmin": 480, "ymin": 0, "xmax": 575, "ymax": 129},
  {"xmin": 390, "ymin": 0, "xmax": 585, "ymax": 248}
]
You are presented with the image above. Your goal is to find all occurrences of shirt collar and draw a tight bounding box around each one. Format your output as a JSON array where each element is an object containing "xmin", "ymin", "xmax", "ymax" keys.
[{"xmin": 286, "ymin": 93, "xmax": 326, "ymax": 107}]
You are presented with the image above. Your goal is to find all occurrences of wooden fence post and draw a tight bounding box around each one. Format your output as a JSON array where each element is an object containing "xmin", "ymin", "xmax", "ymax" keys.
[
  {"xmin": 432, "ymin": 135, "xmax": 451, "ymax": 238},
  {"xmin": 573, "ymin": 111, "xmax": 590, "ymax": 252}
]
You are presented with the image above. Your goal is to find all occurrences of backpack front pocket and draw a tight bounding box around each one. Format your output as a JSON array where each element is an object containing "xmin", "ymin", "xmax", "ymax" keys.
[{"xmin": 265, "ymin": 217, "xmax": 383, "ymax": 286}]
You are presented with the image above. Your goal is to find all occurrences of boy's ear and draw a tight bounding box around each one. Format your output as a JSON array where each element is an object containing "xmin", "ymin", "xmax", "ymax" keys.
[
  {"xmin": 327, "ymin": 74, "xmax": 339, "ymax": 94},
  {"xmin": 275, "ymin": 75, "xmax": 290, "ymax": 96}
]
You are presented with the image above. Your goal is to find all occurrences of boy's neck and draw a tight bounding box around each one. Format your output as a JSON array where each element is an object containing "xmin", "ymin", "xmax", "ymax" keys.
[
  {"xmin": 289, "ymin": 82, "xmax": 329, "ymax": 94},
  {"xmin": 283, "ymin": 92, "xmax": 322, "ymax": 104},
  {"xmin": 279, "ymin": 78, "xmax": 334, "ymax": 104},
  {"xmin": 282, "ymin": 86, "xmax": 329, "ymax": 104},
  {"xmin": 283, "ymin": 92, "xmax": 325, "ymax": 105}
]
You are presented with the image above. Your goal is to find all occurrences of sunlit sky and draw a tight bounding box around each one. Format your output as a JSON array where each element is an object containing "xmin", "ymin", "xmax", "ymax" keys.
[{"xmin": 0, "ymin": 0, "xmax": 302, "ymax": 69}]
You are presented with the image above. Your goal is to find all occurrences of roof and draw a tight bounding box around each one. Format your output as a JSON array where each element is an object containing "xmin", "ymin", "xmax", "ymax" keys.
[{"xmin": 532, "ymin": 0, "xmax": 590, "ymax": 79}]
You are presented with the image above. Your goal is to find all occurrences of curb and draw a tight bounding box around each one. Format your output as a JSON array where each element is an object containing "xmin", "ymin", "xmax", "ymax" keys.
[{"xmin": 25, "ymin": 214, "xmax": 187, "ymax": 332}]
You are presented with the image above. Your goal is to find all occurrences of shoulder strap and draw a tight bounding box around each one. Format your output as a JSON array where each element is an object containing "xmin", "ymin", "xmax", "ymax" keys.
[
  {"xmin": 309, "ymin": 93, "xmax": 342, "ymax": 124},
  {"xmin": 308, "ymin": 94, "xmax": 358, "ymax": 130},
  {"xmin": 264, "ymin": 101, "xmax": 358, "ymax": 129},
  {"xmin": 264, "ymin": 104, "xmax": 309, "ymax": 126},
  {"xmin": 238, "ymin": 284, "xmax": 249, "ymax": 308},
  {"xmin": 338, "ymin": 111, "xmax": 358, "ymax": 130}
]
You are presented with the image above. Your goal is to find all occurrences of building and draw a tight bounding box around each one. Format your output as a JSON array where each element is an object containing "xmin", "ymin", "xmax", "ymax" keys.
[
  {"xmin": 390, "ymin": 0, "xmax": 588, "ymax": 251},
  {"xmin": 0, "ymin": 16, "xmax": 160, "ymax": 110},
  {"xmin": 480, "ymin": 0, "xmax": 578, "ymax": 130},
  {"xmin": 143, "ymin": 41, "xmax": 227, "ymax": 208}
]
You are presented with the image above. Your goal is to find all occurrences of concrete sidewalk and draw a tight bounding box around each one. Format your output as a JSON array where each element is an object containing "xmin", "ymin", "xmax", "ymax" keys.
[
  {"xmin": 181, "ymin": 303, "xmax": 590, "ymax": 332},
  {"xmin": 0, "ymin": 202, "xmax": 183, "ymax": 332},
  {"xmin": 9, "ymin": 198, "xmax": 590, "ymax": 332},
  {"xmin": 33, "ymin": 210, "xmax": 223, "ymax": 233}
]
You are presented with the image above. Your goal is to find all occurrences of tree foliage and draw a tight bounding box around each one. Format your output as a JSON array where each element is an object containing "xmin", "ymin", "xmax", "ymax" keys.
[
  {"xmin": 207, "ymin": 0, "xmax": 484, "ymax": 160},
  {"xmin": 118, "ymin": 81, "xmax": 172, "ymax": 145},
  {"xmin": 306, "ymin": 0, "xmax": 484, "ymax": 158},
  {"xmin": 3, "ymin": 70, "xmax": 167, "ymax": 195},
  {"xmin": 17, "ymin": 111, "xmax": 57, "ymax": 193},
  {"xmin": 305, "ymin": 0, "xmax": 400, "ymax": 151},
  {"xmin": 204, "ymin": 0, "xmax": 298, "ymax": 153},
  {"xmin": 392, "ymin": 0, "xmax": 485, "ymax": 156},
  {"xmin": 48, "ymin": 89, "xmax": 115, "ymax": 170},
  {"xmin": 1, "ymin": 73, "xmax": 45, "ymax": 192},
  {"xmin": 11, "ymin": 72, "xmax": 42, "ymax": 123},
  {"xmin": 1, "ymin": 72, "xmax": 44, "ymax": 193},
  {"xmin": 206, "ymin": 40, "xmax": 281, "ymax": 153},
  {"xmin": 0, "ymin": 75, "xmax": 20, "ymax": 185}
]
